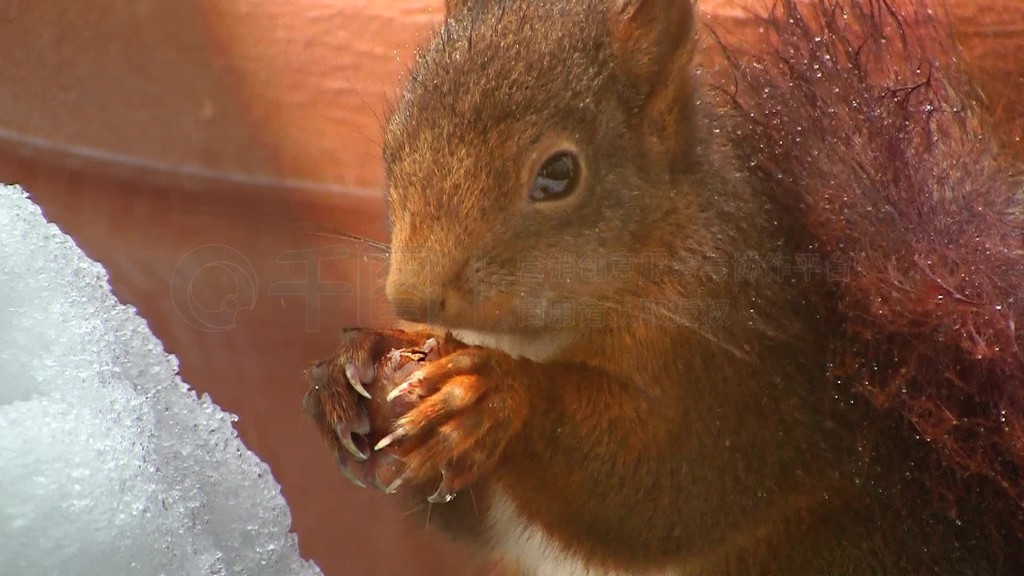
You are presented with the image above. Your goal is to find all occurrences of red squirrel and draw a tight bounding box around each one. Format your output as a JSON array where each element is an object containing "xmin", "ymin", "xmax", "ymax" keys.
[{"xmin": 302, "ymin": 0, "xmax": 1024, "ymax": 573}]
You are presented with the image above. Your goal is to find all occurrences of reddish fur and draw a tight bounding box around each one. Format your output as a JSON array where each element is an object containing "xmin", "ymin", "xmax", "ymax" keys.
[{"xmin": 303, "ymin": 0, "xmax": 1024, "ymax": 573}]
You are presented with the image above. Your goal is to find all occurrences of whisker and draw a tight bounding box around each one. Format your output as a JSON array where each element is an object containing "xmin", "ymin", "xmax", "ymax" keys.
[
  {"xmin": 580, "ymin": 295, "xmax": 753, "ymax": 362},
  {"xmin": 468, "ymin": 485, "xmax": 480, "ymax": 518},
  {"xmin": 300, "ymin": 229, "xmax": 392, "ymax": 254}
]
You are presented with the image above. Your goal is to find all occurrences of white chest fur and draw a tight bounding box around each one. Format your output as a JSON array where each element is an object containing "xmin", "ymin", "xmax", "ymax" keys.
[
  {"xmin": 450, "ymin": 329, "xmax": 572, "ymax": 362},
  {"xmin": 487, "ymin": 490, "xmax": 678, "ymax": 576},
  {"xmin": 488, "ymin": 489, "xmax": 605, "ymax": 576}
]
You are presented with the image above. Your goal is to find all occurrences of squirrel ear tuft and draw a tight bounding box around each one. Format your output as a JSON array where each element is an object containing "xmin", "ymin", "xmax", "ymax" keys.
[
  {"xmin": 609, "ymin": 0, "xmax": 698, "ymax": 163},
  {"xmin": 610, "ymin": 0, "xmax": 696, "ymax": 84}
]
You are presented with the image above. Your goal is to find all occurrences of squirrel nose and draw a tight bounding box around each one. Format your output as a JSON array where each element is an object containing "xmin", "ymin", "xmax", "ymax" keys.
[
  {"xmin": 394, "ymin": 296, "xmax": 446, "ymax": 324},
  {"xmin": 385, "ymin": 277, "xmax": 446, "ymax": 324},
  {"xmin": 386, "ymin": 247, "xmax": 472, "ymax": 324}
]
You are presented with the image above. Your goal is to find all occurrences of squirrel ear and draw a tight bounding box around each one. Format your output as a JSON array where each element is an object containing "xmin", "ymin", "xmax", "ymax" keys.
[{"xmin": 609, "ymin": 0, "xmax": 698, "ymax": 163}]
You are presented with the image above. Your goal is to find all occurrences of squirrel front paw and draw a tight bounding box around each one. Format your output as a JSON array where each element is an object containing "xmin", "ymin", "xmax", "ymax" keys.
[
  {"xmin": 302, "ymin": 328, "xmax": 438, "ymax": 493},
  {"xmin": 374, "ymin": 346, "xmax": 528, "ymax": 504}
]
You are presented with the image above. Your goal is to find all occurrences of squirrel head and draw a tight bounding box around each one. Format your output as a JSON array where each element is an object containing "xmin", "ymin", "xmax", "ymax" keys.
[{"xmin": 384, "ymin": 0, "xmax": 704, "ymax": 333}]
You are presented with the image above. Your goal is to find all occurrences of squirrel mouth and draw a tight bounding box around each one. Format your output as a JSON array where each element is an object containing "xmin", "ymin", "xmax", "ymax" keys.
[{"xmin": 390, "ymin": 286, "xmax": 571, "ymax": 335}]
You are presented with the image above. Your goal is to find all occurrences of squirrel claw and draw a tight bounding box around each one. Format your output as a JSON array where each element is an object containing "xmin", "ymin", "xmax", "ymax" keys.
[
  {"xmin": 344, "ymin": 362, "xmax": 373, "ymax": 399},
  {"xmin": 386, "ymin": 375, "xmax": 422, "ymax": 403},
  {"xmin": 336, "ymin": 424, "xmax": 370, "ymax": 461},
  {"xmin": 371, "ymin": 452, "xmax": 406, "ymax": 494},
  {"xmin": 427, "ymin": 475, "xmax": 457, "ymax": 504},
  {"xmin": 427, "ymin": 487, "xmax": 456, "ymax": 504},
  {"xmin": 374, "ymin": 427, "xmax": 407, "ymax": 452},
  {"xmin": 384, "ymin": 477, "xmax": 404, "ymax": 495}
]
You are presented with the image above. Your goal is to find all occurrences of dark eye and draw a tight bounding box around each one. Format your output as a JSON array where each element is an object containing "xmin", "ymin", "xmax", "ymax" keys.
[{"xmin": 530, "ymin": 151, "xmax": 579, "ymax": 202}]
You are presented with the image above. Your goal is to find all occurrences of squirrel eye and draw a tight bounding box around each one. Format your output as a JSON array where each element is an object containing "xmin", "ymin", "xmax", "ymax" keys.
[{"xmin": 530, "ymin": 151, "xmax": 579, "ymax": 202}]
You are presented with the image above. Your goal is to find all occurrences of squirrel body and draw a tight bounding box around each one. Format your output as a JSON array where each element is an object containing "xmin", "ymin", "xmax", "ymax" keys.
[{"xmin": 303, "ymin": 0, "xmax": 1024, "ymax": 574}]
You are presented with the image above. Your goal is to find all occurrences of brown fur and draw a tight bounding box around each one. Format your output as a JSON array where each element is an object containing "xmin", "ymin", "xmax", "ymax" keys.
[{"xmin": 303, "ymin": 0, "xmax": 1023, "ymax": 573}]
